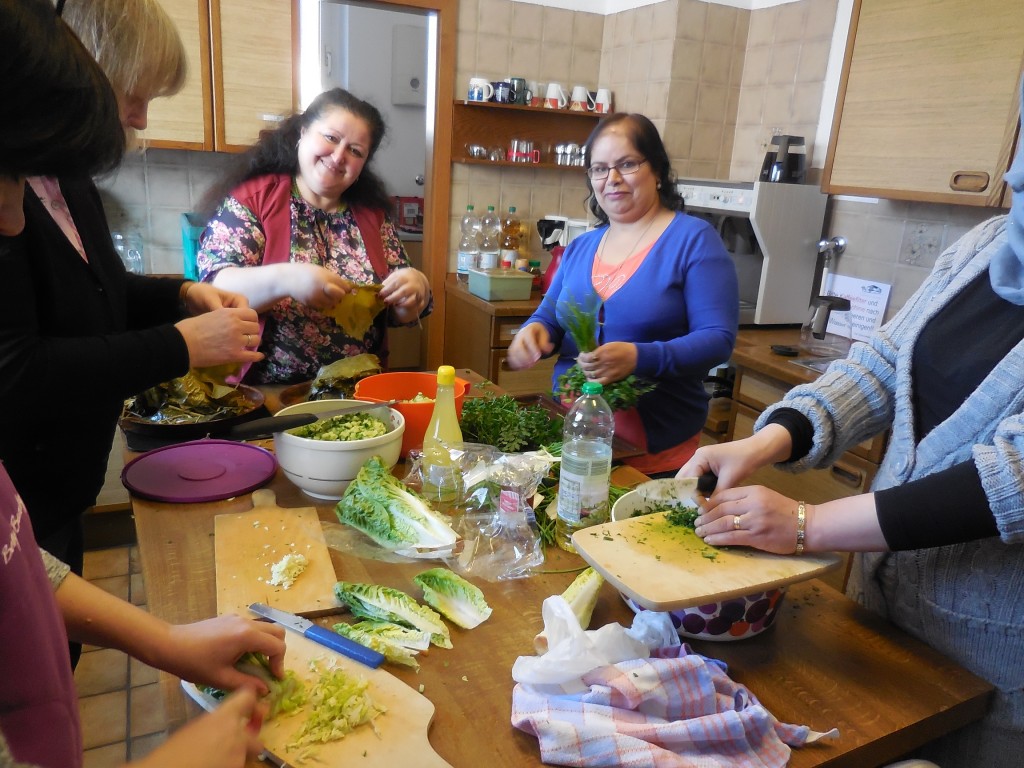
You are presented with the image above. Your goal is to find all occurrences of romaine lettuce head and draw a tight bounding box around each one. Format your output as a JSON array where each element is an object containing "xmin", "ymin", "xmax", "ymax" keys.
[
  {"xmin": 335, "ymin": 456, "xmax": 457, "ymax": 551},
  {"xmin": 332, "ymin": 622, "xmax": 421, "ymax": 669},
  {"xmin": 200, "ymin": 652, "xmax": 306, "ymax": 720},
  {"xmin": 413, "ymin": 567, "xmax": 492, "ymax": 629},
  {"xmin": 334, "ymin": 581, "xmax": 452, "ymax": 649}
]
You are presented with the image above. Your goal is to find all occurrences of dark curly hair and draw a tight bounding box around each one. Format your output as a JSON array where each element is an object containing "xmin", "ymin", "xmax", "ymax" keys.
[
  {"xmin": 197, "ymin": 88, "xmax": 391, "ymax": 220},
  {"xmin": 582, "ymin": 113, "xmax": 684, "ymax": 226}
]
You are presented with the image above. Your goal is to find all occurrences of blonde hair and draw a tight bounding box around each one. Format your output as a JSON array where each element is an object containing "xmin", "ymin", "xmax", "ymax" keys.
[{"xmin": 61, "ymin": 0, "xmax": 186, "ymax": 102}]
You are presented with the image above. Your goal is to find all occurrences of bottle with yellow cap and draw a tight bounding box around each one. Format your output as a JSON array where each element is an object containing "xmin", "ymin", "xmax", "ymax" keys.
[{"xmin": 421, "ymin": 365, "xmax": 463, "ymax": 505}]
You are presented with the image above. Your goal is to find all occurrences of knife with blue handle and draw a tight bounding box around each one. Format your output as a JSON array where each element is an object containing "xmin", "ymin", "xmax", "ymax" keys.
[{"xmin": 249, "ymin": 602, "xmax": 385, "ymax": 669}]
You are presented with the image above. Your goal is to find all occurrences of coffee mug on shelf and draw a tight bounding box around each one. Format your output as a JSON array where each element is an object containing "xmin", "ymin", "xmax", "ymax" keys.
[
  {"xmin": 509, "ymin": 77, "xmax": 528, "ymax": 105},
  {"xmin": 468, "ymin": 77, "xmax": 494, "ymax": 102},
  {"xmin": 527, "ymin": 80, "xmax": 541, "ymax": 107},
  {"xmin": 493, "ymin": 80, "xmax": 515, "ymax": 104},
  {"xmin": 545, "ymin": 82, "xmax": 568, "ymax": 109},
  {"xmin": 595, "ymin": 87, "xmax": 613, "ymax": 114},
  {"xmin": 569, "ymin": 85, "xmax": 595, "ymax": 112}
]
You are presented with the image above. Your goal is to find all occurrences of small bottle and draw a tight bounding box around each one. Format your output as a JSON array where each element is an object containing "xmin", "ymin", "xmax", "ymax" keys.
[
  {"xmin": 500, "ymin": 206, "xmax": 520, "ymax": 269},
  {"xmin": 456, "ymin": 205, "xmax": 481, "ymax": 283},
  {"xmin": 421, "ymin": 365, "xmax": 464, "ymax": 506},
  {"xmin": 528, "ymin": 260, "xmax": 542, "ymax": 290},
  {"xmin": 478, "ymin": 205, "xmax": 501, "ymax": 269},
  {"xmin": 556, "ymin": 381, "xmax": 614, "ymax": 552}
]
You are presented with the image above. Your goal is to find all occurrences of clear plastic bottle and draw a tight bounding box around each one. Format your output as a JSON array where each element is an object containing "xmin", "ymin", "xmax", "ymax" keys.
[
  {"xmin": 556, "ymin": 381, "xmax": 614, "ymax": 552},
  {"xmin": 478, "ymin": 205, "xmax": 501, "ymax": 270},
  {"xmin": 456, "ymin": 205, "xmax": 481, "ymax": 283},
  {"xmin": 421, "ymin": 365, "xmax": 464, "ymax": 506},
  {"xmin": 500, "ymin": 206, "xmax": 520, "ymax": 269}
]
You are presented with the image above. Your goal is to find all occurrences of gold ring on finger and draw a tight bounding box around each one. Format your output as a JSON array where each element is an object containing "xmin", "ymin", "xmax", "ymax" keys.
[{"xmin": 733, "ymin": 515, "xmax": 742, "ymax": 531}]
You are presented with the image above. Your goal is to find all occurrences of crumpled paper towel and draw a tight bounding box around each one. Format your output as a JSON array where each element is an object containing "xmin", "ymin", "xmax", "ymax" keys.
[{"xmin": 511, "ymin": 595, "xmax": 680, "ymax": 694}]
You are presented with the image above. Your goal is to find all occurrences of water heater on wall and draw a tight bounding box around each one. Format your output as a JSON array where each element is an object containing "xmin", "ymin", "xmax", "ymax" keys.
[{"xmin": 391, "ymin": 24, "xmax": 426, "ymax": 107}]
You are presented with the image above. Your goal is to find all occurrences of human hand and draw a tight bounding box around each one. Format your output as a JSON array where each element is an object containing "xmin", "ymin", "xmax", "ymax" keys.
[
  {"xmin": 287, "ymin": 263, "xmax": 354, "ymax": 311},
  {"xmin": 381, "ymin": 267, "xmax": 430, "ymax": 323},
  {"xmin": 133, "ymin": 688, "xmax": 266, "ymax": 768},
  {"xmin": 506, "ymin": 323, "xmax": 553, "ymax": 369},
  {"xmin": 158, "ymin": 614, "xmax": 287, "ymax": 693},
  {"xmin": 577, "ymin": 342, "xmax": 637, "ymax": 385},
  {"xmin": 181, "ymin": 281, "xmax": 251, "ymax": 314},
  {"xmin": 175, "ymin": 308, "xmax": 264, "ymax": 369},
  {"xmin": 693, "ymin": 485, "xmax": 805, "ymax": 555},
  {"xmin": 677, "ymin": 423, "xmax": 794, "ymax": 491}
]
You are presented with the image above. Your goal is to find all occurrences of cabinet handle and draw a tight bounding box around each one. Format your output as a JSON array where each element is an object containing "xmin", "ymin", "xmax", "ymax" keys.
[
  {"xmin": 261, "ymin": 113, "xmax": 286, "ymax": 123},
  {"xmin": 830, "ymin": 463, "xmax": 865, "ymax": 489},
  {"xmin": 949, "ymin": 171, "xmax": 989, "ymax": 193}
]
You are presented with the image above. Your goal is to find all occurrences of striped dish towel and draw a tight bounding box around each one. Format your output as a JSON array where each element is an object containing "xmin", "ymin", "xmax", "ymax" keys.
[{"xmin": 511, "ymin": 645, "xmax": 837, "ymax": 767}]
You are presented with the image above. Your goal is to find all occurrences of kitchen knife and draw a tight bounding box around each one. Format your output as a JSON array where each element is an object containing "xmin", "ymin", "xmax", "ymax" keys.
[
  {"xmin": 230, "ymin": 399, "xmax": 399, "ymax": 440},
  {"xmin": 635, "ymin": 471, "xmax": 717, "ymax": 506},
  {"xmin": 249, "ymin": 602, "xmax": 385, "ymax": 669}
]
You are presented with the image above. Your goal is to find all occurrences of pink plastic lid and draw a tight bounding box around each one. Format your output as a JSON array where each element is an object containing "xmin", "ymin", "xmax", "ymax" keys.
[{"xmin": 121, "ymin": 439, "xmax": 277, "ymax": 503}]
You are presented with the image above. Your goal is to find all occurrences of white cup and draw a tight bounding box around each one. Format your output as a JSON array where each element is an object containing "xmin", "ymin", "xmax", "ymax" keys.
[
  {"xmin": 569, "ymin": 85, "xmax": 595, "ymax": 112},
  {"xmin": 545, "ymin": 82, "xmax": 568, "ymax": 109},
  {"xmin": 595, "ymin": 87, "xmax": 613, "ymax": 114},
  {"xmin": 526, "ymin": 80, "xmax": 540, "ymax": 107},
  {"xmin": 468, "ymin": 77, "xmax": 494, "ymax": 102}
]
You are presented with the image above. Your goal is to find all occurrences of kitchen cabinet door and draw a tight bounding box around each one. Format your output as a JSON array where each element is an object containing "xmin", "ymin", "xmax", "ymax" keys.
[
  {"xmin": 823, "ymin": 0, "xmax": 1023, "ymax": 206},
  {"xmin": 143, "ymin": 0, "xmax": 295, "ymax": 152}
]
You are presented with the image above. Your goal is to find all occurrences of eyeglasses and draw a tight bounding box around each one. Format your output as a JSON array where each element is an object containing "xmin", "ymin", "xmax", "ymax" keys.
[{"xmin": 586, "ymin": 158, "xmax": 647, "ymax": 180}]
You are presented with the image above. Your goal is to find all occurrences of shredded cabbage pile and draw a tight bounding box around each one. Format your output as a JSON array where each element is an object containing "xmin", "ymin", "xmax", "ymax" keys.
[{"xmin": 286, "ymin": 659, "xmax": 385, "ymax": 752}]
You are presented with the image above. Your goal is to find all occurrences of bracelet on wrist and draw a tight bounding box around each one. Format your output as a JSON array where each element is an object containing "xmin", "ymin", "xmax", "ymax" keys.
[
  {"xmin": 795, "ymin": 501, "xmax": 806, "ymax": 555},
  {"xmin": 178, "ymin": 281, "xmax": 196, "ymax": 313}
]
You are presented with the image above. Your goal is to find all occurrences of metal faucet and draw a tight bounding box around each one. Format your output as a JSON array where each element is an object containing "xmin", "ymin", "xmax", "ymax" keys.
[{"xmin": 816, "ymin": 236, "xmax": 847, "ymax": 294}]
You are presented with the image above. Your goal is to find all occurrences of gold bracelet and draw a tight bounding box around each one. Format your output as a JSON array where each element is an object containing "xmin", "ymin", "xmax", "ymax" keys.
[{"xmin": 795, "ymin": 501, "xmax": 806, "ymax": 555}]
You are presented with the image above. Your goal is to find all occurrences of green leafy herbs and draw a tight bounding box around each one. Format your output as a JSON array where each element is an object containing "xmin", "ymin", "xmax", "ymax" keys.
[
  {"xmin": 556, "ymin": 363, "xmax": 656, "ymax": 412},
  {"xmin": 561, "ymin": 293, "xmax": 602, "ymax": 353},
  {"xmin": 458, "ymin": 395, "xmax": 562, "ymax": 452},
  {"xmin": 629, "ymin": 500, "xmax": 699, "ymax": 529}
]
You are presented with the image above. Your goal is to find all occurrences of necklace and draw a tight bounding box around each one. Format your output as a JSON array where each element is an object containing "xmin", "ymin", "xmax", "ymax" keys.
[{"xmin": 594, "ymin": 212, "xmax": 662, "ymax": 292}]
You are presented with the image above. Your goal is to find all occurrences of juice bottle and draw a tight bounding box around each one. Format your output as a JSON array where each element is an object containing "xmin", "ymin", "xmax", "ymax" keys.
[{"xmin": 421, "ymin": 365, "xmax": 463, "ymax": 505}]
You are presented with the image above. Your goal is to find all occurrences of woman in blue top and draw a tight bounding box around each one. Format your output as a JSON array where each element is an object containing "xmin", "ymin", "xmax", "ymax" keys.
[{"xmin": 507, "ymin": 113, "xmax": 739, "ymax": 475}]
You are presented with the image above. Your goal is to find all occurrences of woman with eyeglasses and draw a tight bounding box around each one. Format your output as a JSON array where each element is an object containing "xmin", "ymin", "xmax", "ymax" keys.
[
  {"xmin": 507, "ymin": 113, "xmax": 739, "ymax": 476},
  {"xmin": 193, "ymin": 88, "xmax": 432, "ymax": 385}
]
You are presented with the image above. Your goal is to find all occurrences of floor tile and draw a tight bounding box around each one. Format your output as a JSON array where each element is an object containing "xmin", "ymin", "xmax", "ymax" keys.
[
  {"xmin": 130, "ymin": 572, "xmax": 147, "ymax": 605},
  {"xmin": 129, "ymin": 546, "xmax": 141, "ymax": 575},
  {"xmin": 78, "ymin": 689, "xmax": 127, "ymax": 750},
  {"xmin": 130, "ymin": 656, "xmax": 160, "ymax": 687},
  {"xmin": 89, "ymin": 574, "xmax": 131, "ymax": 602},
  {"xmin": 74, "ymin": 647, "xmax": 129, "ymax": 697},
  {"xmin": 82, "ymin": 741, "xmax": 127, "ymax": 768},
  {"xmin": 83, "ymin": 547, "xmax": 130, "ymax": 580},
  {"xmin": 130, "ymin": 731, "xmax": 168, "ymax": 761},
  {"xmin": 129, "ymin": 682, "xmax": 168, "ymax": 738}
]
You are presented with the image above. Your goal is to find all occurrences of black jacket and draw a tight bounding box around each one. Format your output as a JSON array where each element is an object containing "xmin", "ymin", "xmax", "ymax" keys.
[{"xmin": 0, "ymin": 176, "xmax": 189, "ymax": 542}]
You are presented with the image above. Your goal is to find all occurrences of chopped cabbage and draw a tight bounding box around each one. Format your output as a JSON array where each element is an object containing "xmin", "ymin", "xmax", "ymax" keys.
[
  {"xmin": 332, "ymin": 622, "xmax": 423, "ymax": 669},
  {"xmin": 286, "ymin": 658, "xmax": 385, "ymax": 753},
  {"xmin": 200, "ymin": 652, "xmax": 306, "ymax": 720},
  {"xmin": 413, "ymin": 567, "xmax": 492, "ymax": 629},
  {"xmin": 268, "ymin": 553, "xmax": 308, "ymax": 590},
  {"xmin": 335, "ymin": 456, "xmax": 458, "ymax": 553},
  {"xmin": 334, "ymin": 581, "xmax": 452, "ymax": 649}
]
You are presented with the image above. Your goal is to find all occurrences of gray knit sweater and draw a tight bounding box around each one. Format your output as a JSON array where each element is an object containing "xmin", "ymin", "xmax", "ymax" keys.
[{"xmin": 756, "ymin": 215, "xmax": 1024, "ymax": 767}]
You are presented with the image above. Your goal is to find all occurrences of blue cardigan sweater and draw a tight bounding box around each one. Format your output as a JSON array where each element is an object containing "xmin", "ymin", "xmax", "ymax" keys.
[{"xmin": 526, "ymin": 212, "xmax": 738, "ymax": 453}]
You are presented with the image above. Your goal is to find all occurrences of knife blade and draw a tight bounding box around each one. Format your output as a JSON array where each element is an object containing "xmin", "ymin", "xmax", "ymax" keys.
[
  {"xmin": 249, "ymin": 602, "xmax": 385, "ymax": 668},
  {"xmin": 230, "ymin": 399, "xmax": 400, "ymax": 441}
]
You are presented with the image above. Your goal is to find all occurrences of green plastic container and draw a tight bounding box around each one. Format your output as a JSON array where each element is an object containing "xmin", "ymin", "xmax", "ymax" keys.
[
  {"xmin": 180, "ymin": 212, "xmax": 205, "ymax": 280},
  {"xmin": 467, "ymin": 268, "xmax": 534, "ymax": 301}
]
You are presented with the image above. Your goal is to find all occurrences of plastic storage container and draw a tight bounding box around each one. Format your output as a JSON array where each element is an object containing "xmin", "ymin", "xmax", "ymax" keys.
[
  {"xmin": 467, "ymin": 268, "xmax": 534, "ymax": 301},
  {"xmin": 180, "ymin": 212, "xmax": 205, "ymax": 280}
]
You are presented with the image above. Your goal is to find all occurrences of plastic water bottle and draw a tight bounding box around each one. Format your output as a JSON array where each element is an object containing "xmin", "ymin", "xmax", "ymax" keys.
[
  {"xmin": 478, "ymin": 205, "xmax": 501, "ymax": 270},
  {"xmin": 500, "ymin": 206, "xmax": 520, "ymax": 269},
  {"xmin": 456, "ymin": 205, "xmax": 481, "ymax": 283},
  {"xmin": 421, "ymin": 365, "xmax": 464, "ymax": 506},
  {"xmin": 556, "ymin": 381, "xmax": 614, "ymax": 552}
]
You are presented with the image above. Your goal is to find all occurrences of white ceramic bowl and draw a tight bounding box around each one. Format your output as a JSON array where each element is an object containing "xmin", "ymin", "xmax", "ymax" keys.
[
  {"xmin": 272, "ymin": 399, "xmax": 404, "ymax": 500},
  {"xmin": 611, "ymin": 489, "xmax": 787, "ymax": 641}
]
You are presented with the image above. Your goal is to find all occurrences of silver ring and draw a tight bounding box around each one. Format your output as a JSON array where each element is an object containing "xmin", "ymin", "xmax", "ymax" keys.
[{"xmin": 733, "ymin": 515, "xmax": 742, "ymax": 531}]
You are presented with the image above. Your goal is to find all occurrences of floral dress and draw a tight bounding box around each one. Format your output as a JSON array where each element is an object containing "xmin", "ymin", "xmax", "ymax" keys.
[{"xmin": 197, "ymin": 186, "xmax": 420, "ymax": 384}]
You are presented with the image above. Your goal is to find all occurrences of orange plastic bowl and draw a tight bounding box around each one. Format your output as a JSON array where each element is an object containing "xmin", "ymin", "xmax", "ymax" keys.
[{"xmin": 353, "ymin": 372, "xmax": 469, "ymax": 457}]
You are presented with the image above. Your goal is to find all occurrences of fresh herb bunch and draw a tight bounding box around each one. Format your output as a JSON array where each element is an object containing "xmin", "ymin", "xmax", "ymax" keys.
[
  {"xmin": 459, "ymin": 395, "xmax": 563, "ymax": 452},
  {"xmin": 533, "ymin": 482, "xmax": 630, "ymax": 548},
  {"xmin": 561, "ymin": 293, "xmax": 602, "ymax": 353},
  {"xmin": 556, "ymin": 363, "xmax": 657, "ymax": 412}
]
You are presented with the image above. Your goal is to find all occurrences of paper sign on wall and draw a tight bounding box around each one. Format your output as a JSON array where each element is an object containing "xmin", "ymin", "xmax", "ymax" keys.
[{"xmin": 824, "ymin": 274, "xmax": 891, "ymax": 342}]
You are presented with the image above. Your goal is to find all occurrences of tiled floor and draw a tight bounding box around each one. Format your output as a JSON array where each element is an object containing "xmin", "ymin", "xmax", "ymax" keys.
[{"xmin": 77, "ymin": 545, "xmax": 170, "ymax": 768}]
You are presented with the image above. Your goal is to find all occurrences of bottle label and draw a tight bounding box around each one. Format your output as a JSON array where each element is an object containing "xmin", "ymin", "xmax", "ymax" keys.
[
  {"xmin": 479, "ymin": 251, "xmax": 499, "ymax": 269},
  {"xmin": 557, "ymin": 452, "xmax": 611, "ymax": 526},
  {"xmin": 457, "ymin": 250, "xmax": 476, "ymax": 274}
]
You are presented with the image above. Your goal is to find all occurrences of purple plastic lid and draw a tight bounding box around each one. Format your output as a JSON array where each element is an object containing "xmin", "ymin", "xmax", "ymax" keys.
[{"xmin": 121, "ymin": 439, "xmax": 277, "ymax": 503}]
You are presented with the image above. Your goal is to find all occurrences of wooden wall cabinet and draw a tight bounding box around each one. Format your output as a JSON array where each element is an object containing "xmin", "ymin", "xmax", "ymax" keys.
[
  {"xmin": 451, "ymin": 101, "xmax": 600, "ymax": 169},
  {"xmin": 823, "ymin": 0, "xmax": 1023, "ymax": 206},
  {"xmin": 443, "ymin": 277, "xmax": 556, "ymax": 395},
  {"xmin": 145, "ymin": 0, "xmax": 296, "ymax": 152}
]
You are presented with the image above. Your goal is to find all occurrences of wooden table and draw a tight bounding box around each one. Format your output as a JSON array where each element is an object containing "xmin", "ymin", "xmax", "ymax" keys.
[{"xmin": 129, "ymin": 376, "xmax": 993, "ymax": 768}]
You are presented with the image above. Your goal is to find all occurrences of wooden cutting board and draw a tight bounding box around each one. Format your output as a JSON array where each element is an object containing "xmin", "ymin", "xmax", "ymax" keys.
[
  {"xmin": 215, "ymin": 489, "xmax": 338, "ymax": 617},
  {"xmin": 572, "ymin": 512, "xmax": 842, "ymax": 611},
  {"xmin": 184, "ymin": 633, "xmax": 450, "ymax": 767}
]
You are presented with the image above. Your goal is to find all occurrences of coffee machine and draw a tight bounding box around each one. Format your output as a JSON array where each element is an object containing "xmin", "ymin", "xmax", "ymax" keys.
[
  {"xmin": 677, "ymin": 178, "xmax": 827, "ymax": 325},
  {"xmin": 759, "ymin": 134, "xmax": 807, "ymax": 184}
]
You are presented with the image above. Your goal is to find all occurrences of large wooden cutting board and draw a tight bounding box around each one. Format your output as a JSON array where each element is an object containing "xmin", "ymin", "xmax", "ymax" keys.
[
  {"xmin": 184, "ymin": 633, "xmax": 450, "ymax": 767},
  {"xmin": 215, "ymin": 489, "xmax": 338, "ymax": 617},
  {"xmin": 572, "ymin": 512, "xmax": 842, "ymax": 611}
]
